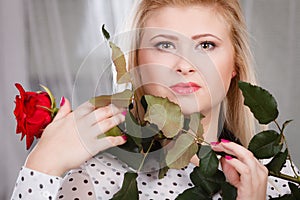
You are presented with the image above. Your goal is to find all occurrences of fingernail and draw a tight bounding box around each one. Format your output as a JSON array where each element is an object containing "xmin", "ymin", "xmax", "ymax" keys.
[
  {"xmin": 221, "ymin": 139, "xmax": 230, "ymax": 143},
  {"xmin": 121, "ymin": 110, "xmax": 127, "ymax": 116},
  {"xmin": 60, "ymin": 96, "xmax": 65, "ymax": 107},
  {"xmin": 225, "ymin": 155, "xmax": 233, "ymax": 160},
  {"xmin": 121, "ymin": 134, "xmax": 127, "ymax": 141},
  {"xmin": 210, "ymin": 142, "xmax": 220, "ymax": 146}
]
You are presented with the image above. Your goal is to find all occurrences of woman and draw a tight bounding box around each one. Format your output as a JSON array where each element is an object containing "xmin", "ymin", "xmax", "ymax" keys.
[{"xmin": 11, "ymin": 0, "xmax": 294, "ymax": 199}]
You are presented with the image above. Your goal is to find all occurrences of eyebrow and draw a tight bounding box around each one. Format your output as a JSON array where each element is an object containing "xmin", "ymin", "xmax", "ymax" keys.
[
  {"xmin": 192, "ymin": 33, "xmax": 222, "ymax": 41},
  {"xmin": 150, "ymin": 33, "xmax": 222, "ymax": 42},
  {"xmin": 150, "ymin": 34, "xmax": 179, "ymax": 41}
]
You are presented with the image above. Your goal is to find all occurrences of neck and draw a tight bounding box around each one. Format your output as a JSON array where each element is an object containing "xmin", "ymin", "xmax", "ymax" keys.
[{"xmin": 202, "ymin": 104, "xmax": 221, "ymax": 143}]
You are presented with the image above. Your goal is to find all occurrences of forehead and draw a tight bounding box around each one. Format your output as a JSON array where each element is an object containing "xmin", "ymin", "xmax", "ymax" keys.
[{"xmin": 143, "ymin": 6, "xmax": 230, "ymax": 39}]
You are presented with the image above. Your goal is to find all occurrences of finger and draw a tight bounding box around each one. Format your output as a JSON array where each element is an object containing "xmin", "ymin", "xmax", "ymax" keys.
[
  {"xmin": 220, "ymin": 157, "xmax": 240, "ymax": 187},
  {"xmin": 72, "ymin": 101, "xmax": 95, "ymax": 119},
  {"xmin": 219, "ymin": 141, "xmax": 261, "ymax": 168},
  {"xmin": 222, "ymin": 156, "xmax": 253, "ymax": 187},
  {"xmin": 53, "ymin": 97, "xmax": 71, "ymax": 122},
  {"xmin": 90, "ymin": 113, "xmax": 125, "ymax": 137},
  {"xmin": 85, "ymin": 104, "xmax": 124, "ymax": 126}
]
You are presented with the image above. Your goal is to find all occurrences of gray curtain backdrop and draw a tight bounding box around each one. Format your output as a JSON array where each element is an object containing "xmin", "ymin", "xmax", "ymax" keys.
[{"xmin": 0, "ymin": 0, "xmax": 299, "ymax": 199}]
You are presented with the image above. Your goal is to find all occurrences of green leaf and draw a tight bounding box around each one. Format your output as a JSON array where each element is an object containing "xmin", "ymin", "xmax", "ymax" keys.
[
  {"xmin": 98, "ymin": 126, "xmax": 122, "ymax": 139},
  {"xmin": 282, "ymin": 120, "xmax": 293, "ymax": 133},
  {"xmin": 221, "ymin": 182, "xmax": 237, "ymax": 200},
  {"xmin": 166, "ymin": 134, "xmax": 198, "ymax": 169},
  {"xmin": 266, "ymin": 149, "xmax": 288, "ymax": 174},
  {"xmin": 189, "ymin": 113, "xmax": 205, "ymax": 139},
  {"xmin": 110, "ymin": 172, "xmax": 139, "ymax": 200},
  {"xmin": 175, "ymin": 186, "xmax": 210, "ymax": 200},
  {"xmin": 238, "ymin": 81, "xmax": 279, "ymax": 124},
  {"xmin": 40, "ymin": 84, "xmax": 56, "ymax": 111},
  {"xmin": 289, "ymin": 182, "xmax": 300, "ymax": 199},
  {"xmin": 270, "ymin": 194, "xmax": 295, "ymax": 200},
  {"xmin": 101, "ymin": 24, "xmax": 110, "ymax": 40},
  {"xmin": 158, "ymin": 166, "xmax": 169, "ymax": 179},
  {"xmin": 248, "ymin": 130, "xmax": 282, "ymax": 159},
  {"xmin": 109, "ymin": 41, "xmax": 131, "ymax": 84},
  {"xmin": 89, "ymin": 89, "xmax": 133, "ymax": 108},
  {"xmin": 199, "ymin": 146, "xmax": 219, "ymax": 177},
  {"xmin": 125, "ymin": 111, "xmax": 142, "ymax": 150},
  {"xmin": 191, "ymin": 167, "xmax": 225, "ymax": 195},
  {"xmin": 144, "ymin": 95, "xmax": 184, "ymax": 138}
]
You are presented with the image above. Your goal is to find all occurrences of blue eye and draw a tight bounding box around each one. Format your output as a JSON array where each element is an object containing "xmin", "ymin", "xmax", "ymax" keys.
[
  {"xmin": 197, "ymin": 41, "xmax": 216, "ymax": 51},
  {"xmin": 155, "ymin": 41, "xmax": 176, "ymax": 51}
]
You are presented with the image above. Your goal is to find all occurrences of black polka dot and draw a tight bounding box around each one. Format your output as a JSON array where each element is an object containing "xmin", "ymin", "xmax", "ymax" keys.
[
  {"xmin": 157, "ymin": 182, "xmax": 162, "ymax": 186},
  {"xmin": 48, "ymin": 196, "xmax": 52, "ymax": 200},
  {"xmin": 58, "ymin": 195, "xmax": 64, "ymax": 199},
  {"xmin": 139, "ymin": 191, "xmax": 142, "ymax": 194},
  {"xmin": 100, "ymin": 171, "xmax": 105, "ymax": 175},
  {"xmin": 69, "ymin": 178, "xmax": 73, "ymax": 182},
  {"xmin": 98, "ymin": 156, "xmax": 103, "ymax": 159},
  {"xmin": 188, "ymin": 183, "xmax": 193, "ymax": 187},
  {"xmin": 146, "ymin": 174, "xmax": 151, "ymax": 177},
  {"xmin": 274, "ymin": 179, "xmax": 278, "ymax": 182},
  {"xmin": 142, "ymin": 182, "xmax": 147, "ymax": 185},
  {"xmin": 78, "ymin": 170, "xmax": 82, "ymax": 173},
  {"xmin": 94, "ymin": 180, "xmax": 99, "ymax": 184},
  {"xmin": 165, "ymin": 199, "xmax": 170, "ymax": 200},
  {"xmin": 116, "ymin": 172, "xmax": 121, "ymax": 176},
  {"xmin": 72, "ymin": 187, "xmax": 77, "ymax": 191},
  {"xmin": 50, "ymin": 179, "xmax": 53, "ymax": 184},
  {"xmin": 74, "ymin": 198, "xmax": 79, "ymax": 200},
  {"xmin": 283, "ymin": 184, "xmax": 287, "ymax": 187},
  {"xmin": 83, "ymin": 179, "xmax": 88, "ymax": 184},
  {"xmin": 169, "ymin": 190, "xmax": 174, "ymax": 194},
  {"xmin": 30, "ymin": 171, "xmax": 34, "ymax": 176},
  {"xmin": 105, "ymin": 191, "xmax": 110, "ymax": 194},
  {"xmin": 173, "ymin": 182, "xmax": 178, "ymax": 186},
  {"xmin": 177, "ymin": 174, "xmax": 182, "ymax": 177},
  {"xmin": 153, "ymin": 191, "xmax": 158, "ymax": 194},
  {"xmin": 28, "ymin": 188, "xmax": 32, "ymax": 193},
  {"xmin": 59, "ymin": 187, "xmax": 62, "ymax": 191},
  {"xmin": 21, "ymin": 176, "xmax": 24, "ymax": 181},
  {"xmin": 271, "ymin": 187, "xmax": 274, "ymax": 190},
  {"xmin": 88, "ymin": 191, "xmax": 93, "ymax": 196},
  {"xmin": 90, "ymin": 163, "xmax": 95, "ymax": 167},
  {"xmin": 218, "ymin": 198, "xmax": 221, "ymax": 200},
  {"xmin": 19, "ymin": 193, "xmax": 22, "ymax": 198},
  {"xmin": 107, "ymin": 163, "xmax": 111, "ymax": 166},
  {"xmin": 110, "ymin": 181, "xmax": 115, "ymax": 185},
  {"xmin": 39, "ymin": 184, "xmax": 43, "ymax": 189}
]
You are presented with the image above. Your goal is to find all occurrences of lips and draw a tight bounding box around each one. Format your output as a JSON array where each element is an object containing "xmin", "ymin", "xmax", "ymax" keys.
[{"xmin": 170, "ymin": 82, "xmax": 201, "ymax": 95}]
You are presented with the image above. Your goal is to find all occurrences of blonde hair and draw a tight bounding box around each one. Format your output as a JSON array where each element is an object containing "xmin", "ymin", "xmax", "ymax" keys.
[{"xmin": 128, "ymin": 0, "xmax": 257, "ymax": 146}]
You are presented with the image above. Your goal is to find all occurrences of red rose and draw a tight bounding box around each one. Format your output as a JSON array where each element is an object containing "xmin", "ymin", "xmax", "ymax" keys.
[{"xmin": 14, "ymin": 83, "xmax": 54, "ymax": 149}]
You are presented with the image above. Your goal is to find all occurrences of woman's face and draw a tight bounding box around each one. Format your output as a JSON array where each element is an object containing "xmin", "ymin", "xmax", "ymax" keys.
[{"xmin": 137, "ymin": 5, "xmax": 235, "ymax": 115}]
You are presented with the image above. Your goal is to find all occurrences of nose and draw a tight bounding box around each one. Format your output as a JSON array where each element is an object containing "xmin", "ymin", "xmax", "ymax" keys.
[{"xmin": 174, "ymin": 59, "xmax": 196, "ymax": 75}]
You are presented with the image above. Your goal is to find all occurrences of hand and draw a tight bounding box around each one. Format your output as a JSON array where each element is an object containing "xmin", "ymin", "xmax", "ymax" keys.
[
  {"xmin": 25, "ymin": 98, "xmax": 127, "ymax": 176},
  {"xmin": 211, "ymin": 140, "xmax": 268, "ymax": 200}
]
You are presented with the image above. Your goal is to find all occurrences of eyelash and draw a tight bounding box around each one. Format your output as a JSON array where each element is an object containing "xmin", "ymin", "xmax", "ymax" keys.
[
  {"xmin": 197, "ymin": 41, "xmax": 216, "ymax": 51},
  {"xmin": 154, "ymin": 41, "xmax": 176, "ymax": 51},
  {"xmin": 154, "ymin": 41, "xmax": 217, "ymax": 52}
]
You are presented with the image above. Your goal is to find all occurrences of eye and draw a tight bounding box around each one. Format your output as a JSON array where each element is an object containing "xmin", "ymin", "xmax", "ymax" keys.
[
  {"xmin": 196, "ymin": 41, "xmax": 216, "ymax": 51},
  {"xmin": 155, "ymin": 41, "xmax": 176, "ymax": 51}
]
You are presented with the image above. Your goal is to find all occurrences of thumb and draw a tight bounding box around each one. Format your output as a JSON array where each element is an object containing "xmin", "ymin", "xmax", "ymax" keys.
[{"xmin": 53, "ymin": 97, "xmax": 72, "ymax": 122}]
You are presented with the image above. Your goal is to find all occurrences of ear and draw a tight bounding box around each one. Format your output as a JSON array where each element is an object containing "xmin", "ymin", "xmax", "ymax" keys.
[{"xmin": 232, "ymin": 71, "xmax": 237, "ymax": 78}]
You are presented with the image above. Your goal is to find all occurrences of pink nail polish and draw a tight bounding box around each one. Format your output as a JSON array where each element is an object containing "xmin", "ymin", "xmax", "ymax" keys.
[
  {"xmin": 221, "ymin": 139, "xmax": 230, "ymax": 143},
  {"xmin": 225, "ymin": 155, "xmax": 233, "ymax": 160},
  {"xmin": 121, "ymin": 135, "xmax": 127, "ymax": 141},
  {"xmin": 121, "ymin": 110, "xmax": 127, "ymax": 116},
  {"xmin": 60, "ymin": 96, "xmax": 65, "ymax": 107},
  {"xmin": 210, "ymin": 142, "xmax": 220, "ymax": 146}
]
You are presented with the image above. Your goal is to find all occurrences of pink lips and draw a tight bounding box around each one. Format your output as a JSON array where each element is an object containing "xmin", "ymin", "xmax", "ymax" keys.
[{"xmin": 170, "ymin": 82, "xmax": 201, "ymax": 95}]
